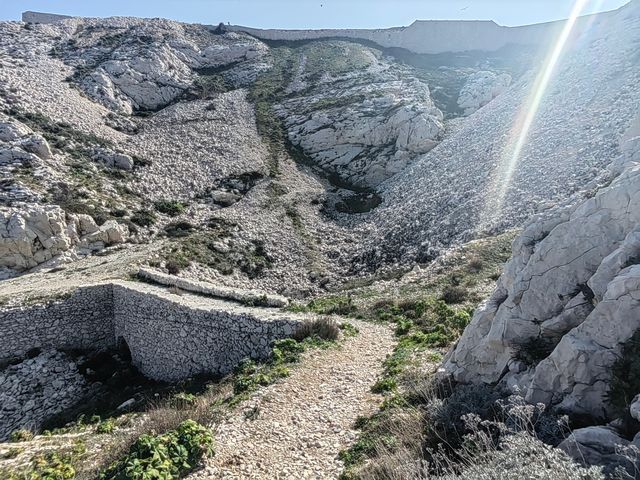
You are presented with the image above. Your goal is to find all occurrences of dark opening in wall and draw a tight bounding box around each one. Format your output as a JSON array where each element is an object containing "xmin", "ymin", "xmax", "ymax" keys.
[{"xmin": 116, "ymin": 336, "xmax": 132, "ymax": 362}]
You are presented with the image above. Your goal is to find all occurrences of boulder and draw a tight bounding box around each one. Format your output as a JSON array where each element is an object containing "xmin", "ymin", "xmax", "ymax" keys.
[
  {"xmin": 82, "ymin": 220, "xmax": 129, "ymax": 246},
  {"xmin": 18, "ymin": 134, "xmax": 52, "ymax": 160},
  {"xmin": 0, "ymin": 205, "xmax": 77, "ymax": 271},
  {"xmin": 559, "ymin": 426, "xmax": 631, "ymax": 471},
  {"xmin": 0, "ymin": 120, "xmax": 31, "ymax": 142},
  {"xmin": 91, "ymin": 148, "xmax": 134, "ymax": 170}
]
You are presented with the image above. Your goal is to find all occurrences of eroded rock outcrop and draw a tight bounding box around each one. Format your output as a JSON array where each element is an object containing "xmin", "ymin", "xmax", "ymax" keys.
[
  {"xmin": 444, "ymin": 136, "xmax": 640, "ymax": 421},
  {"xmin": 53, "ymin": 18, "xmax": 270, "ymax": 114},
  {"xmin": 457, "ymin": 70, "xmax": 511, "ymax": 116},
  {"xmin": 0, "ymin": 204, "xmax": 128, "ymax": 272},
  {"xmin": 275, "ymin": 43, "xmax": 444, "ymax": 188}
]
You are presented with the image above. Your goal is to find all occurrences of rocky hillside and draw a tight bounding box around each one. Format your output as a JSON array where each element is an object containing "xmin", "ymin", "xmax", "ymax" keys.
[
  {"xmin": 3, "ymin": 2, "xmax": 640, "ymax": 478},
  {"xmin": 356, "ymin": 0, "xmax": 640, "ymax": 269},
  {"xmin": 0, "ymin": 14, "xmax": 524, "ymax": 291}
]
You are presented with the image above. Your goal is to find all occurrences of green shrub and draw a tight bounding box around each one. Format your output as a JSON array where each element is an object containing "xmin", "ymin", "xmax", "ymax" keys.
[
  {"xmin": 154, "ymin": 199, "xmax": 186, "ymax": 217},
  {"xmin": 9, "ymin": 429, "xmax": 34, "ymax": 442},
  {"xmin": 28, "ymin": 452, "xmax": 76, "ymax": 479},
  {"xmin": 441, "ymin": 285, "xmax": 468, "ymax": 304},
  {"xmin": 164, "ymin": 221, "xmax": 195, "ymax": 238},
  {"xmin": 100, "ymin": 420, "xmax": 214, "ymax": 480},
  {"xmin": 371, "ymin": 378, "xmax": 398, "ymax": 394},
  {"xmin": 96, "ymin": 419, "xmax": 116, "ymax": 434},
  {"xmin": 130, "ymin": 209, "xmax": 156, "ymax": 227},
  {"xmin": 166, "ymin": 258, "xmax": 188, "ymax": 275},
  {"xmin": 272, "ymin": 338, "xmax": 305, "ymax": 364},
  {"xmin": 339, "ymin": 322, "xmax": 360, "ymax": 338},
  {"xmin": 607, "ymin": 330, "xmax": 640, "ymax": 416},
  {"xmin": 307, "ymin": 295, "xmax": 357, "ymax": 316}
]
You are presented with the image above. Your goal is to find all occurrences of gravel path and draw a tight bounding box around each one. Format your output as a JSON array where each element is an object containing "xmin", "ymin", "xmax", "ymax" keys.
[{"xmin": 189, "ymin": 319, "xmax": 395, "ymax": 479}]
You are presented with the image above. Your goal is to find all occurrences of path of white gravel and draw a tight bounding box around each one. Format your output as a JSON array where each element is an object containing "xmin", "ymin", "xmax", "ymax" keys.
[{"xmin": 189, "ymin": 319, "xmax": 395, "ymax": 479}]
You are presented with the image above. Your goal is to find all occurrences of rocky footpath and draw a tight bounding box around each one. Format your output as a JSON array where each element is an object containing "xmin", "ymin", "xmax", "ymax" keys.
[
  {"xmin": 0, "ymin": 350, "xmax": 90, "ymax": 441},
  {"xmin": 189, "ymin": 320, "xmax": 396, "ymax": 480}
]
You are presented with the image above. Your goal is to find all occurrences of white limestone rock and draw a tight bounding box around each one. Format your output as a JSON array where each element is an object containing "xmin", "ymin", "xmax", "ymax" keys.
[
  {"xmin": 457, "ymin": 70, "xmax": 512, "ymax": 116},
  {"xmin": 276, "ymin": 50, "xmax": 444, "ymax": 188},
  {"xmin": 443, "ymin": 137, "xmax": 640, "ymax": 420},
  {"xmin": 55, "ymin": 18, "xmax": 270, "ymax": 114},
  {"xmin": 82, "ymin": 220, "xmax": 129, "ymax": 246},
  {"xmin": 0, "ymin": 204, "xmax": 78, "ymax": 271},
  {"xmin": 91, "ymin": 147, "xmax": 134, "ymax": 170}
]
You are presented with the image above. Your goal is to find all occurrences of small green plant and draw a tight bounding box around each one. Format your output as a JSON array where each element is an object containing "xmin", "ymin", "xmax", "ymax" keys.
[
  {"xmin": 96, "ymin": 418, "xmax": 116, "ymax": 434},
  {"xmin": 339, "ymin": 322, "xmax": 359, "ymax": 338},
  {"xmin": 154, "ymin": 199, "xmax": 186, "ymax": 217},
  {"xmin": 9, "ymin": 429, "xmax": 34, "ymax": 443},
  {"xmin": 371, "ymin": 377, "xmax": 398, "ymax": 394},
  {"xmin": 100, "ymin": 420, "xmax": 214, "ymax": 480},
  {"xmin": 130, "ymin": 209, "xmax": 156, "ymax": 227},
  {"xmin": 172, "ymin": 392, "xmax": 198, "ymax": 410},
  {"xmin": 607, "ymin": 330, "xmax": 640, "ymax": 416}
]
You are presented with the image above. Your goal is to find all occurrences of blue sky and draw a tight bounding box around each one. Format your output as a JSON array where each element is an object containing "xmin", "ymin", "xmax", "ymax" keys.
[{"xmin": 1, "ymin": 0, "xmax": 631, "ymax": 28}]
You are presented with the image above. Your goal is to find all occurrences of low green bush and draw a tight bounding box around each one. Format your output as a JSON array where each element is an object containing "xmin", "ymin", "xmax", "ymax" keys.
[
  {"xmin": 130, "ymin": 209, "xmax": 156, "ymax": 227},
  {"xmin": 100, "ymin": 420, "xmax": 213, "ymax": 480},
  {"xmin": 154, "ymin": 199, "xmax": 186, "ymax": 217},
  {"xmin": 9, "ymin": 429, "xmax": 34, "ymax": 442},
  {"xmin": 164, "ymin": 221, "xmax": 195, "ymax": 238},
  {"xmin": 96, "ymin": 419, "xmax": 116, "ymax": 434}
]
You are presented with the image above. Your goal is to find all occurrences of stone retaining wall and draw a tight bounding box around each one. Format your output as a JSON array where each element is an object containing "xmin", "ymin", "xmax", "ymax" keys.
[
  {"xmin": 22, "ymin": 11, "xmax": 72, "ymax": 23},
  {"xmin": 0, "ymin": 282, "xmax": 304, "ymax": 381},
  {"xmin": 0, "ymin": 285, "xmax": 114, "ymax": 365},
  {"xmin": 112, "ymin": 284, "xmax": 299, "ymax": 381}
]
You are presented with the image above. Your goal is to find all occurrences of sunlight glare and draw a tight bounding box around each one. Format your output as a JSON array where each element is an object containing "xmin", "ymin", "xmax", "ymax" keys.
[{"xmin": 480, "ymin": 0, "xmax": 592, "ymax": 227}]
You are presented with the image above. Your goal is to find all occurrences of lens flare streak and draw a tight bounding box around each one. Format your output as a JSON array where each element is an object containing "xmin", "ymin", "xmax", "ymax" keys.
[{"xmin": 482, "ymin": 0, "xmax": 591, "ymax": 225}]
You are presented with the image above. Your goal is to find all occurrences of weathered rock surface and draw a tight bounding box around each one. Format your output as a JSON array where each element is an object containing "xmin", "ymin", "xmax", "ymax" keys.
[
  {"xmin": 52, "ymin": 18, "xmax": 270, "ymax": 114},
  {"xmin": 275, "ymin": 43, "xmax": 444, "ymax": 188},
  {"xmin": 558, "ymin": 426, "xmax": 637, "ymax": 474},
  {"xmin": 0, "ymin": 204, "xmax": 128, "ymax": 272},
  {"xmin": 443, "ymin": 135, "xmax": 640, "ymax": 420},
  {"xmin": 91, "ymin": 147, "xmax": 133, "ymax": 170},
  {"xmin": 457, "ymin": 70, "xmax": 511, "ymax": 116}
]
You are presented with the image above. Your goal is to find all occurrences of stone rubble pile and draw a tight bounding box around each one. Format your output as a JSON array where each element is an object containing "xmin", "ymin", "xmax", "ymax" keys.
[{"xmin": 0, "ymin": 350, "xmax": 89, "ymax": 441}]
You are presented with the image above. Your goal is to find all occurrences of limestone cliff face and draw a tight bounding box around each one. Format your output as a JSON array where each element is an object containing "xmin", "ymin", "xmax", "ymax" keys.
[
  {"xmin": 444, "ymin": 134, "xmax": 640, "ymax": 421},
  {"xmin": 273, "ymin": 42, "xmax": 444, "ymax": 188}
]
